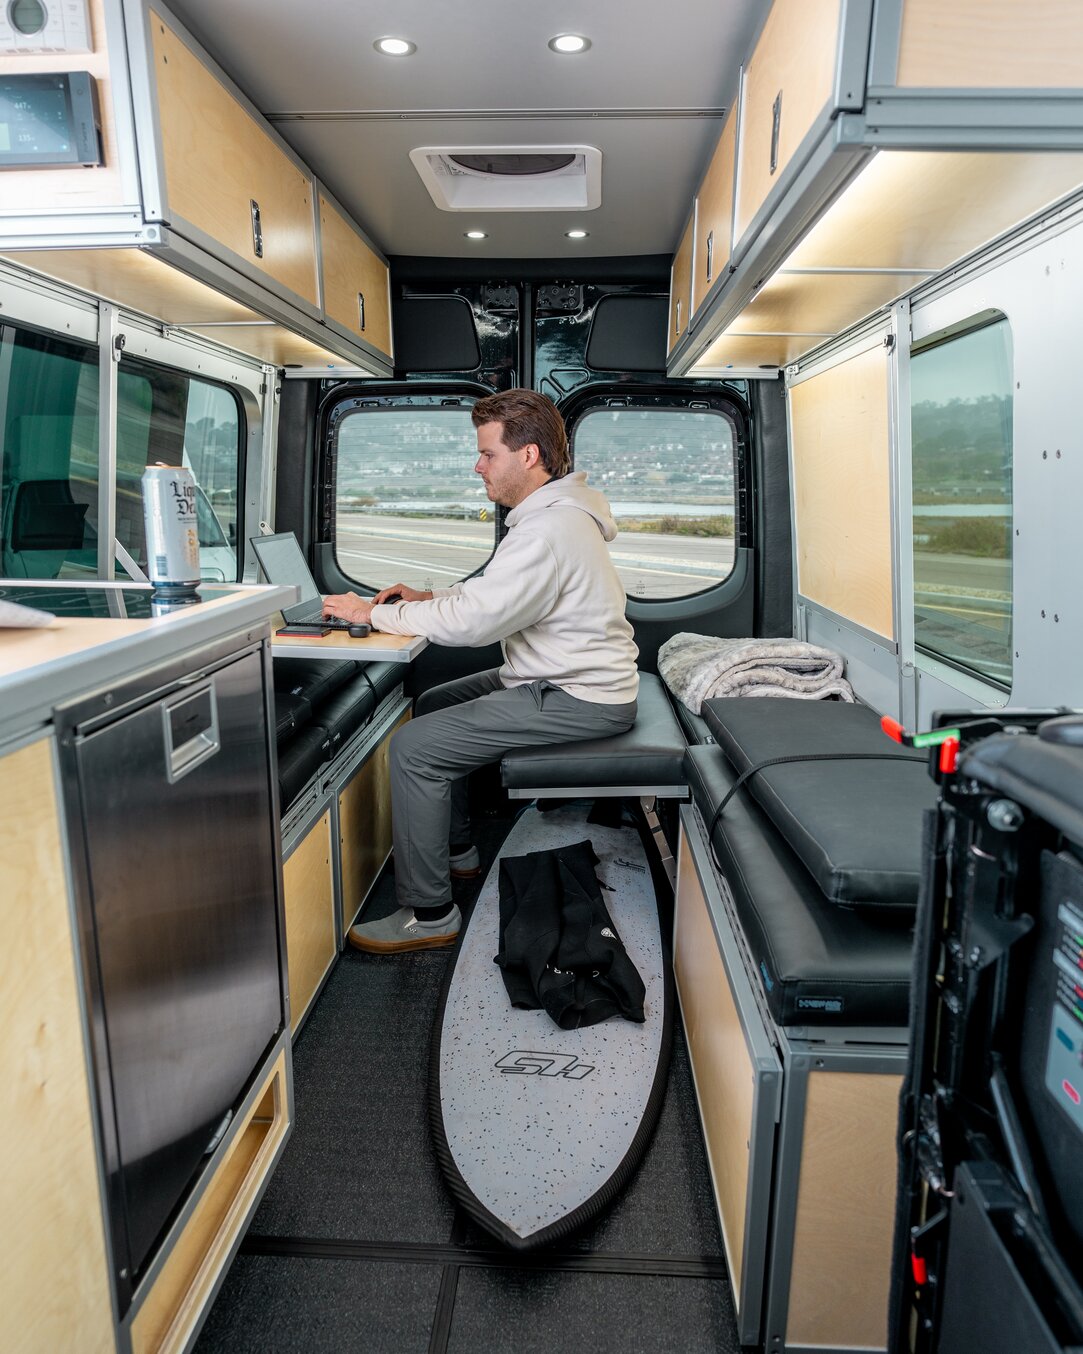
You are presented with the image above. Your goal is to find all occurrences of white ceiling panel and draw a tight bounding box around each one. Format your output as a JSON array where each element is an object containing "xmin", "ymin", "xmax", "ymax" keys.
[{"xmin": 165, "ymin": 0, "xmax": 764, "ymax": 258}]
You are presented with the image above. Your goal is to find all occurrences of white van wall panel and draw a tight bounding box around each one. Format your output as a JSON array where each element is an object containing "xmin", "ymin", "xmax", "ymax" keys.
[
  {"xmin": 910, "ymin": 209, "xmax": 1083, "ymax": 714},
  {"xmin": 789, "ymin": 345, "xmax": 895, "ymax": 641}
]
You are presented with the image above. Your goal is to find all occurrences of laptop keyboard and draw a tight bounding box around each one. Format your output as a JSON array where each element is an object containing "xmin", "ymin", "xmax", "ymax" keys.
[{"xmin": 289, "ymin": 609, "xmax": 355, "ymax": 630}]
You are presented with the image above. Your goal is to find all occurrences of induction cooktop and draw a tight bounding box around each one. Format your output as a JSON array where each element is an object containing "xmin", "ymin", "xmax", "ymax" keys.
[{"xmin": 0, "ymin": 582, "xmax": 237, "ymax": 619}]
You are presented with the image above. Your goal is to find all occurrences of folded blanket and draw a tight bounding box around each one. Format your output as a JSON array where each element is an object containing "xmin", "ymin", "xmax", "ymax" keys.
[{"xmin": 657, "ymin": 633, "xmax": 855, "ymax": 715}]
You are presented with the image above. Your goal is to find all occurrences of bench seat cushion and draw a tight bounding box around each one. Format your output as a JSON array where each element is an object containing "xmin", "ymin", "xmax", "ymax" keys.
[
  {"xmin": 273, "ymin": 659, "xmax": 404, "ymax": 812},
  {"xmin": 702, "ymin": 698, "xmax": 934, "ymax": 912},
  {"xmin": 685, "ymin": 745, "xmax": 913, "ymax": 1027},
  {"xmin": 500, "ymin": 671, "xmax": 687, "ymax": 792}
]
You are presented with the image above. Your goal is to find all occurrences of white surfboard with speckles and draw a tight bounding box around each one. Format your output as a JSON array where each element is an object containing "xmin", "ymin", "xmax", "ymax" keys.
[{"xmin": 434, "ymin": 803, "xmax": 666, "ymax": 1244}]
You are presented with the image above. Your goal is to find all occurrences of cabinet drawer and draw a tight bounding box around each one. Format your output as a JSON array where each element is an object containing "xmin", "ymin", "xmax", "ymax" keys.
[
  {"xmin": 734, "ymin": 0, "xmax": 842, "ymax": 248},
  {"xmin": 692, "ymin": 111, "xmax": 738, "ymax": 317},
  {"xmin": 319, "ymin": 191, "xmax": 393, "ymax": 359},
  {"xmin": 150, "ymin": 9, "xmax": 319, "ymax": 308},
  {"xmin": 667, "ymin": 212, "xmax": 694, "ymax": 355}
]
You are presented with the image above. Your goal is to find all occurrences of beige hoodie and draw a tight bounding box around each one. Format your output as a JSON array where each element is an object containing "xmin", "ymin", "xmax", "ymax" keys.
[{"xmin": 369, "ymin": 472, "xmax": 639, "ymax": 703}]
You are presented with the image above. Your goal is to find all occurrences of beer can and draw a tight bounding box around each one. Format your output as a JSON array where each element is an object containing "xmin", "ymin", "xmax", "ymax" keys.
[{"xmin": 142, "ymin": 465, "xmax": 201, "ymax": 591}]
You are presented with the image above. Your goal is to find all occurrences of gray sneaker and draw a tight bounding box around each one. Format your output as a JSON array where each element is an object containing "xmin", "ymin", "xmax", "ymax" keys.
[
  {"xmin": 347, "ymin": 905, "xmax": 461, "ymax": 954},
  {"xmin": 449, "ymin": 844, "xmax": 481, "ymax": 879}
]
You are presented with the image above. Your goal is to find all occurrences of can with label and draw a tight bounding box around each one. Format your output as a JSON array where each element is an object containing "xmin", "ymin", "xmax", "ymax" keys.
[{"xmin": 142, "ymin": 464, "xmax": 201, "ymax": 593}]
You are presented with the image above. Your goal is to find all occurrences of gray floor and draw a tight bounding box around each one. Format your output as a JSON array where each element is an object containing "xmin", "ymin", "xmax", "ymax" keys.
[{"xmin": 195, "ymin": 807, "xmax": 740, "ymax": 1354}]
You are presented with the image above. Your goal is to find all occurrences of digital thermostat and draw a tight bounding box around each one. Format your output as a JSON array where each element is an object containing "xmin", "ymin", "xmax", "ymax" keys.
[
  {"xmin": 0, "ymin": 71, "xmax": 102, "ymax": 167},
  {"xmin": 0, "ymin": 0, "xmax": 91, "ymax": 54}
]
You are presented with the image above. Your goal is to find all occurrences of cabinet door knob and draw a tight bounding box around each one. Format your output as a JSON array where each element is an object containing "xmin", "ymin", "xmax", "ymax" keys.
[
  {"xmin": 250, "ymin": 199, "xmax": 264, "ymax": 258},
  {"xmin": 357, "ymin": 291, "xmax": 366, "ymax": 332}
]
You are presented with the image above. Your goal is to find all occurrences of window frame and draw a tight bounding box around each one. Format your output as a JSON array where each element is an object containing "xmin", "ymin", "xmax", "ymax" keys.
[
  {"xmin": 0, "ymin": 263, "xmax": 269, "ymax": 585},
  {"xmin": 561, "ymin": 381, "xmax": 752, "ymax": 605},
  {"xmin": 909, "ymin": 309, "xmax": 1013, "ymax": 693},
  {"xmin": 317, "ymin": 381, "xmax": 497, "ymax": 595}
]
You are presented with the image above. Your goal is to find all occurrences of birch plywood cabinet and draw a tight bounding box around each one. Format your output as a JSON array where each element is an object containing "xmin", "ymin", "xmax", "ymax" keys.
[
  {"xmin": 0, "ymin": 0, "xmax": 393, "ymax": 374},
  {"xmin": 148, "ymin": 8, "xmax": 320, "ymax": 310},
  {"xmin": 666, "ymin": 0, "xmax": 1083, "ymax": 378},
  {"xmin": 667, "ymin": 212, "xmax": 694, "ymax": 356},
  {"xmin": 319, "ymin": 190, "xmax": 393, "ymax": 360},
  {"xmin": 0, "ymin": 738, "xmax": 115, "ymax": 1354}
]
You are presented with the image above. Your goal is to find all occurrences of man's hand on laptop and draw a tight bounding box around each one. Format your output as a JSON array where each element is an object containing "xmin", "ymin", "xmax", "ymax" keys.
[
  {"xmin": 373, "ymin": 583, "xmax": 432, "ymax": 604},
  {"xmin": 322, "ymin": 591, "xmax": 373, "ymax": 625}
]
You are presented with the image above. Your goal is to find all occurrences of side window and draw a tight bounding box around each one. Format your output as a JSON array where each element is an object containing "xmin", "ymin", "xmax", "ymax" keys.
[
  {"xmin": 332, "ymin": 404, "xmax": 492, "ymax": 590},
  {"xmin": 0, "ymin": 322, "xmax": 100, "ymax": 579},
  {"xmin": 911, "ymin": 315, "xmax": 1012, "ymax": 688},
  {"xmin": 116, "ymin": 359, "xmax": 243, "ymax": 582},
  {"xmin": 571, "ymin": 407, "xmax": 737, "ymax": 599}
]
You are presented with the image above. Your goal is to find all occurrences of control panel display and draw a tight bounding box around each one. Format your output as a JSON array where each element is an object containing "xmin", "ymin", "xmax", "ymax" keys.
[
  {"xmin": 1044, "ymin": 897, "xmax": 1083, "ymax": 1135},
  {"xmin": 0, "ymin": 0, "xmax": 92, "ymax": 55},
  {"xmin": 0, "ymin": 71, "xmax": 101, "ymax": 167}
]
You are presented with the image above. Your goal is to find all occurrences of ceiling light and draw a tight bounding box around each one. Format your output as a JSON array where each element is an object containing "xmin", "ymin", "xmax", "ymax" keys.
[
  {"xmin": 464, "ymin": 230, "xmax": 488, "ymax": 240},
  {"xmin": 548, "ymin": 34, "xmax": 590, "ymax": 54},
  {"xmin": 565, "ymin": 229, "xmax": 589, "ymax": 239},
  {"xmin": 374, "ymin": 37, "xmax": 415, "ymax": 56}
]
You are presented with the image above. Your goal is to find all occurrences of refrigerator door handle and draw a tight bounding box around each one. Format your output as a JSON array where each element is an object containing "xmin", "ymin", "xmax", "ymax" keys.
[{"xmin": 162, "ymin": 681, "xmax": 220, "ymax": 784}]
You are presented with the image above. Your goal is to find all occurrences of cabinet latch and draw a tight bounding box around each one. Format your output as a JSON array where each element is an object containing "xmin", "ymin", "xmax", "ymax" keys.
[{"xmin": 250, "ymin": 199, "xmax": 264, "ymax": 258}]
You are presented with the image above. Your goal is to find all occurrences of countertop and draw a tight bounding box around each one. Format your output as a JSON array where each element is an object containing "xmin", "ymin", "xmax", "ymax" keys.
[{"xmin": 0, "ymin": 582, "xmax": 297, "ymax": 743}]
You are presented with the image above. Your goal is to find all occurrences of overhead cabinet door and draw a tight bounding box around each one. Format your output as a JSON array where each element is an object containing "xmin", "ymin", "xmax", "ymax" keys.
[
  {"xmin": 318, "ymin": 192, "xmax": 393, "ymax": 360},
  {"xmin": 734, "ymin": 0, "xmax": 843, "ymax": 248},
  {"xmin": 668, "ymin": 213, "xmax": 694, "ymax": 356},
  {"xmin": 149, "ymin": 9, "xmax": 320, "ymax": 310}
]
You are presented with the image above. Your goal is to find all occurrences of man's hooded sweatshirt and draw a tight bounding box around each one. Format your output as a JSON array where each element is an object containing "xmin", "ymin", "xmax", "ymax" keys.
[{"xmin": 370, "ymin": 472, "xmax": 639, "ymax": 704}]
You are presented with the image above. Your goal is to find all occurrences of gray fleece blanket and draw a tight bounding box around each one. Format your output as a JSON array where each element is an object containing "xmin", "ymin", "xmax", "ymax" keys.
[{"xmin": 657, "ymin": 633, "xmax": 855, "ymax": 715}]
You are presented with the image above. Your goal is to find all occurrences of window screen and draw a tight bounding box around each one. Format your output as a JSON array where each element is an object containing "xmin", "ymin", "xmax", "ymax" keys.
[
  {"xmin": 571, "ymin": 407, "xmax": 736, "ymax": 598},
  {"xmin": 911, "ymin": 316, "xmax": 1013, "ymax": 688}
]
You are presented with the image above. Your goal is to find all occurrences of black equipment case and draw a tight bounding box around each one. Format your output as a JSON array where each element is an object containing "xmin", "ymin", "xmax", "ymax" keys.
[{"xmin": 891, "ymin": 711, "xmax": 1083, "ymax": 1353}]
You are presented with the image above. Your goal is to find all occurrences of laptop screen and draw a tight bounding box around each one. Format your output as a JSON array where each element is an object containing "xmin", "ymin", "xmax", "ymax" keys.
[{"xmin": 250, "ymin": 533, "xmax": 321, "ymax": 616}]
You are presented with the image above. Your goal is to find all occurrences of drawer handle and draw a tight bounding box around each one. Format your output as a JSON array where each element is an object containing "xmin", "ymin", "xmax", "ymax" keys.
[
  {"xmin": 770, "ymin": 91, "xmax": 782, "ymax": 175},
  {"xmin": 705, "ymin": 229, "xmax": 714, "ymax": 283},
  {"xmin": 358, "ymin": 291, "xmax": 366, "ymax": 332},
  {"xmin": 250, "ymin": 199, "xmax": 264, "ymax": 258},
  {"xmin": 675, "ymin": 297, "xmax": 682, "ymax": 335}
]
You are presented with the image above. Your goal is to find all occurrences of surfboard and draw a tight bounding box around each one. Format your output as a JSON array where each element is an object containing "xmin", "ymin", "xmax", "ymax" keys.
[{"xmin": 429, "ymin": 803, "xmax": 672, "ymax": 1249}]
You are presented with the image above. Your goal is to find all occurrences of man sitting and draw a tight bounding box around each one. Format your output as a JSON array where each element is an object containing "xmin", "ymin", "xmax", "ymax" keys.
[{"xmin": 322, "ymin": 389, "xmax": 639, "ymax": 952}]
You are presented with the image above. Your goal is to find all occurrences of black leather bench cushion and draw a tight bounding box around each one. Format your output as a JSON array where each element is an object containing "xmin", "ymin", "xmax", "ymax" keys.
[
  {"xmin": 278, "ymin": 725, "xmax": 333, "ymax": 810},
  {"xmin": 309, "ymin": 681, "xmax": 378, "ymax": 756},
  {"xmin": 685, "ymin": 746, "xmax": 913, "ymax": 1027},
  {"xmin": 274, "ymin": 689, "xmax": 311, "ymax": 741},
  {"xmin": 272, "ymin": 657, "xmax": 360, "ymax": 709},
  {"xmin": 272, "ymin": 659, "xmax": 404, "ymax": 812},
  {"xmin": 500, "ymin": 671, "xmax": 687, "ymax": 790},
  {"xmin": 702, "ymin": 698, "xmax": 935, "ymax": 912},
  {"xmin": 673, "ymin": 699, "xmax": 712, "ymax": 746}
]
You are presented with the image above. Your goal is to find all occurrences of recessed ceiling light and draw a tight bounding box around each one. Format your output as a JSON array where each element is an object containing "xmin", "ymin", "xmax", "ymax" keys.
[
  {"xmin": 548, "ymin": 34, "xmax": 590, "ymax": 54},
  {"xmin": 374, "ymin": 36, "xmax": 416, "ymax": 56},
  {"xmin": 565, "ymin": 229, "xmax": 589, "ymax": 239},
  {"xmin": 464, "ymin": 230, "xmax": 488, "ymax": 240}
]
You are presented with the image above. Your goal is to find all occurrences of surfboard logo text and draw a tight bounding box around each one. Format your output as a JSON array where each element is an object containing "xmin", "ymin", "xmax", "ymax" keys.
[{"xmin": 495, "ymin": 1050, "xmax": 595, "ymax": 1080}]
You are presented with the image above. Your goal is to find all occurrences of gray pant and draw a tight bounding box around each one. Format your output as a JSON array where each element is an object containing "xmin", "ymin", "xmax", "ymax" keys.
[{"xmin": 390, "ymin": 668, "xmax": 637, "ymax": 910}]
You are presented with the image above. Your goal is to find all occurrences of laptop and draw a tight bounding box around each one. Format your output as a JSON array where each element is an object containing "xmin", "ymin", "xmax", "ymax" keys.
[{"xmin": 249, "ymin": 532, "xmax": 355, "ymax": 632}]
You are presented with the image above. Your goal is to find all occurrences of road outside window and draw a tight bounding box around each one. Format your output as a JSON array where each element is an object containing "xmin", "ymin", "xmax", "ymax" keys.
[
  {"xmin": 572, "ymin": 408, "xmax": 737, "ymax": 599},
  {"xmin": 334, "ymin": 406, "xmax": 493, "ymax": 589},
  {"xmin": 911, "ymin": 317, "xmax": 1013, "ymax": 688}
]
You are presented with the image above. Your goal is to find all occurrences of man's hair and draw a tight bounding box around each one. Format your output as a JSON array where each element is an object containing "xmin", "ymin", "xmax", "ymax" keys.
[{"xmin": 471, "ymin": 389, "xmax": 570, "ymax": 477}]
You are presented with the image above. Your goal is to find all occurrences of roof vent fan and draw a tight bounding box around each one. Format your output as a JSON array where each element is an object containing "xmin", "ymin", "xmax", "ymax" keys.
[{"xmin": 409, "ymin": 144, "xmax": 602, "ymax": 211}]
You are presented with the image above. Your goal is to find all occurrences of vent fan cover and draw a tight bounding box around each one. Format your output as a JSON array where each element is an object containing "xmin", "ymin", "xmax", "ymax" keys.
[{"xmin": 410, "ymin": 144, "xmax": 602, "ymax": 211}]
